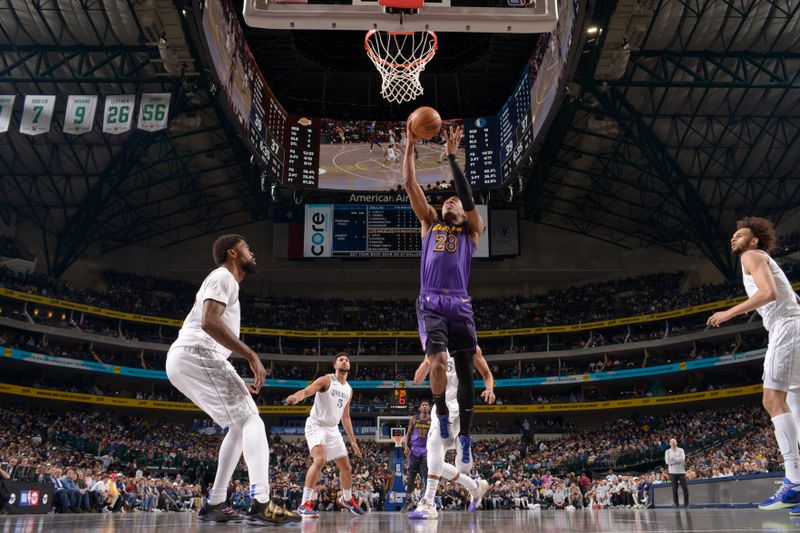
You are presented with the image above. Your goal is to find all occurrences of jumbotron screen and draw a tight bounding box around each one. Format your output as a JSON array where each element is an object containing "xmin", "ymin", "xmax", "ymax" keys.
[{"xmin": 202, "ymin": 0, "xmax": 575, "ymax": 191}]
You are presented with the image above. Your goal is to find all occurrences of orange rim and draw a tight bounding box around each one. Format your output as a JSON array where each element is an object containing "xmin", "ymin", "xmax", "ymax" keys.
[{"xmin": 365, "ymin": 30, "xmax": 438, "ymax": 70}]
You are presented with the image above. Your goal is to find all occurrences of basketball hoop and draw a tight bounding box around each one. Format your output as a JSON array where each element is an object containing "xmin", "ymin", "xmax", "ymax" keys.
[
  {"xmin": 391, "ymin": 434, "xmax": 405, "ymax": 448},
  {"xmin": 365, "ymin": 30, "xmax": 438, "ymax": 104}
]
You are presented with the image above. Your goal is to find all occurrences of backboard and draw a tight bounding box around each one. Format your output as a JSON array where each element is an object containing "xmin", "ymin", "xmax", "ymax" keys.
[{"xmin": 242, "ymin": 0, "xmax": 559, "ymax": 33}]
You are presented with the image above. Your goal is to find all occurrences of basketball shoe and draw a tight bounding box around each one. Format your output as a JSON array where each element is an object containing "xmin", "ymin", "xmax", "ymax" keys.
[
  {"xmin": 759, "ymin": 478, "xmax": 800, "ymax": 510},
  {"xmin": 408, "ymin": 500, "xmax": 438, "ymax": 520},
  {"xmin": 296, "ymin": 500, "xmax": 319, "ymax": 519}
]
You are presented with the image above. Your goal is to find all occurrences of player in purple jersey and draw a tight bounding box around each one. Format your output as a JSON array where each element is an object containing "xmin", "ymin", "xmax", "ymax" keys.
[
  {"xmin": 402, "ymin": 401, "xmax": 431, "ymax": 511},
  {"xmin": 403, "ymin": 123, "xmax": 486, "ymax": 470}
]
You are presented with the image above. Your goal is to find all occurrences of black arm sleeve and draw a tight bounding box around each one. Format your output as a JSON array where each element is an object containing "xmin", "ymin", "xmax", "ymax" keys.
[{"xmin": 448, "ymin": 154, "xmax": 476, "ymax": 212}]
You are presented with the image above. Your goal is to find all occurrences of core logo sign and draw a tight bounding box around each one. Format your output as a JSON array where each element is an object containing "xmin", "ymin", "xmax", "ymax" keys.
[{"xmin": 303, "ymin": 205, "xmax": 333, "ymax": 258}]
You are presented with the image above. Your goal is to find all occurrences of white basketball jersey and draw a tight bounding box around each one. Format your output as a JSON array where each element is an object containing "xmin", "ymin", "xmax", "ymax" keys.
[
  {"xmin": 309, "ymin": 374, "xmax": 352, "ymax": 427},
  {"xmin": 742, "ymin": 252, "xmax": 800, "ymax": 332}
]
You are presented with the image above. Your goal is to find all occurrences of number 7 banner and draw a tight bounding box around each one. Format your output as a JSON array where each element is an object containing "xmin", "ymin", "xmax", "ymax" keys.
[
  {"xmin": 19, "ymin": 95, "xmax": 56, "ymax": 136},
  {"xmin": 63, "ymin": 95, "xmax": 98, "ymax": 135},
  {"xmin": 102, "ymin": 94, "xmax": 135, "ymax": 134},
  {"xmin": 137, "ymin": 93, "xmax": 171, "ymax": 132}
]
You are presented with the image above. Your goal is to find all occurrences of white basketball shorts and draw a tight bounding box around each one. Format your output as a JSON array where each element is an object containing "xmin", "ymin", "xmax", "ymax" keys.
[
  {"xmin": 305, "ymin": 417, "xmax": 347, "ymax": 461},
  {"xmin": 763, "ymin": 316, "xmax": 800, "ymax": 392},
  {"xmin": 165, "ymin": 346, "xmax": 258, "ymax": 429}
]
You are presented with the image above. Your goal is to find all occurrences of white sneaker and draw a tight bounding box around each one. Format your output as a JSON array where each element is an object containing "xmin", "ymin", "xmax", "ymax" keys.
[
  {"xmin": 408, "ymin": 500, "xmax": 438, "ymax": 520},
  {"xmin": 468, "ymin": 479, "xmax": 490, "ymax": 512}
]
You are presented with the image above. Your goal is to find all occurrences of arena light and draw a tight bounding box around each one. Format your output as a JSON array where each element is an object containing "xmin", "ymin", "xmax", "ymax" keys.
[{"xmin": 587, "ymin": 26, "xmax": 599, "ymax": 34}]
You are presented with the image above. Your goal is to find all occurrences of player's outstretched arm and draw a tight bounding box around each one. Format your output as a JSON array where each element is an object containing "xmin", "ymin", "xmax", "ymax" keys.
[
  {"xmin": 285, "ymin": 375, "xmax": 331, "ymax": 404},
  {"xmin": 707, "ymin": 250, "xmax": 777, "ymax": 327},
  {"xmin": 473, "ymin": 346, "xmax": 496, "ymax": 404},
  {"xmin": 201, "ymin": 299, "xmax": 265, "ymax": 394},
  {"xmin": 403, "ymin": 125, "xmax": 436, "ymax": 234},
  {"xmin": 342, "ymin": 397, "xmax": 362, "ymax": 458},
  {"xmin": 413, "ymin": 356, "xmax": 432, "ymax": 385},
  {"xmin": 444, "ymin": 125, "xmax": 484, "ymax": 244}
]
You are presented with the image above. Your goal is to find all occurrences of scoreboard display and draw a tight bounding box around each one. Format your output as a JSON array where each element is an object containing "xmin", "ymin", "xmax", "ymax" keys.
[
  {"xmin": 303, "ymin": 204, "xmax": 489, "ymax": 258},
  {"xmin": 283, "ymin": 114, "xmax": 321, "ymax": 188},
  {"xmin": 464, "ymin": 64, "xmax": 533, "ymax": 187},
  {"xmin": 499, "ymin": 65, "xmax": 533, "ymax": 182}
]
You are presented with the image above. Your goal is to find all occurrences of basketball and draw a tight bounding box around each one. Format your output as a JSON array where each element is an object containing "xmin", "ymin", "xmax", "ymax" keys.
[{"xmin": 408, "ymin": 106, "xmax": 442, "ymax": 140}]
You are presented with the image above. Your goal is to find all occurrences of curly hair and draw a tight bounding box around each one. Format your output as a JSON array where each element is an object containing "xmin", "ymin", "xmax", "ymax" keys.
[
  {"xmin": 736, "ymin": 217, "xmax": 777, "ymax": 254},
  {"xmin": 212, "ymin": 234, "xmax": 245, "ymax": 266}
]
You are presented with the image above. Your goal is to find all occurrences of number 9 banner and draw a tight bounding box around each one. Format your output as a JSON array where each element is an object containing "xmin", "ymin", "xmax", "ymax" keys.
[
  {"xmin": 137, "ymin": 93, "xmax": 171, "ymax": 132},
  {"xmin": 63, "ymin": 95, "xmax": 98, "ymax": 136},
  {"xmin": 102, "ymin": 94, "xmax": 135, "ymax": 134}
]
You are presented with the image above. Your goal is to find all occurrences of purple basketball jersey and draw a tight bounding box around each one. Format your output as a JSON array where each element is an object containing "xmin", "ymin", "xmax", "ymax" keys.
[
  {"xmin": 420, "ymin": 219, "xmax": 475, "ymax": 294},
  {"xmin": 410, "ymin": 417, "xmax": 431, "ymax": 457}
]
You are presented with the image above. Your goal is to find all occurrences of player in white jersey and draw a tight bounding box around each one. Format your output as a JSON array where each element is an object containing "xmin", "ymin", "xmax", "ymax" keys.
[
  {"xmin": 165, "ymin": 235, "xmax": 300, "ymax": 526},
  {"xmin": 707, "ymin": 217, "xmax": 800, "ymax": 514},
  {"xmin": 285, "ymin": 353, "xmax": 365, "ymax": 518},
  {"xmin": 408, "ymin": 346, "xmax": 495, "ymax": 519}
]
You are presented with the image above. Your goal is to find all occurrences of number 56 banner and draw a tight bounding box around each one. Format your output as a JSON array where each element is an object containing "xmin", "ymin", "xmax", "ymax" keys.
[
  {"xmin": 102, "ymin": 94, "xmax": 135, "ymax": 134},
  {"xmin": 63, "ymin": 95, "xmax": 98, "ymax": 135},
  {"xmin": 137, "ymin": 93, "xmax": 170, "ymax": 132},
  {"xmin": 19, "ymin": 95, "xmax": 55, "ymax": 136}
]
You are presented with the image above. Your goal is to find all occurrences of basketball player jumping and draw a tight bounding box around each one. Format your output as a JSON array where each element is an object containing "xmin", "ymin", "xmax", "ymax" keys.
[
  {"xmin": 165, "ymin": 235, "xmax": 300, "ymax": 526},
  {"xmin": 404, "ymin": 123, "xmax": 485, "ymax": 471},
  {"xmin": 408, "ymin": 346, "xmax": 495, "ymax": 519},
  {"xmin": 707, "ymin": 217, "xmax": 800, "ymax": 515},
  {"xmin": 285, "ymin": 353, "xmax": 365, "ymax": 518},
  {"xmin": 402, "ymin": 401, "xmax": 432, "ymax": 511}
]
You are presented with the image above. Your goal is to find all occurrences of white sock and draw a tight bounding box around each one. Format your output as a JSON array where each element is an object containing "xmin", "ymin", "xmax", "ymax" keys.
[
  {"xmin": 773, "ymin": 413, "xmax": 800, "ymax": 483},
  {"xmin": 441, "ymin": 463, "xmax": 478, "ymax": 491},
  {"xmin": 343, "ymin": 489, "xmax": 352, "ymax": 501},
  {"xmin": 457, "ymin": 474, "xmax": 478, "ymax": 492},
  {"xmin": 786, "ymin": 389, "xmax": 800, "ymax": 444},
  {"xmin": 423, "ymin": 478, "xmax": 438, "ymax": 504},
  {"xmin": 209, "ymin": 424, "xmax": 243, "ymax": 505},
  {"xmin": 240, "ymin": 414, "xmax": 270, "ymax": 503},
  {"xmin": 302, "ymin": 487, "xmax": 313, "ymax": 503}
]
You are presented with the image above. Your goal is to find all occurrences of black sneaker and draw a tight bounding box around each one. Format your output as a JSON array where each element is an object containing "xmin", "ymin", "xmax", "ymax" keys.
[
  {"xmin": 245, "ymin": 500, "xmax": 302, "ymax": 526},
  {"xmin": 198, "ymin": 502, "xmax": 245, "ymax": 523}
]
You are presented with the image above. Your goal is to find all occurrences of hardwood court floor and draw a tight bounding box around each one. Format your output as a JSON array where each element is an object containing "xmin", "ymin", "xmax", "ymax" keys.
[{"xmin": 2, "ymin": 508, "xmax": 799, "ymax": 532}]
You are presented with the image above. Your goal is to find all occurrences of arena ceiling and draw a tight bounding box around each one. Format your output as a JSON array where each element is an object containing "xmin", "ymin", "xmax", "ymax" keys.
[
  {"xmin": 525, "ymin": 0, "xmax": 800, "ymax": 278},
  {"xmin": 0, "ymin": 0, "xmax": 798, "ymax": 280}
]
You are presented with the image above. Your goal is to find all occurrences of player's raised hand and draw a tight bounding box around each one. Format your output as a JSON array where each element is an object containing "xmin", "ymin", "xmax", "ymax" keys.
[
  {"xmin": 248, "ymin": 357, "xmax": 267, "ymax": 394},
  {"xmin": 481, "ymin": 388, "xmax": 496, "ymax": 405},
  {"xmin": 285, "ymin": 392, "xmax": 304, "ymax": 405},
  {"xmin": 444, "ymin": 124, "xmax": 463, "ymax": 157}
]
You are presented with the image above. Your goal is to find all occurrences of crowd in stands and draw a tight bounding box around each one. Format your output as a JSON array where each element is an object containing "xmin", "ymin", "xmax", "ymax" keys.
[
  {"xmin": 0, "ymin": 262, "xmax": 786, "ymax": 334},
  {"xmin": 0, "ymin": 402, "xmax": 779, "ymax": 514}
]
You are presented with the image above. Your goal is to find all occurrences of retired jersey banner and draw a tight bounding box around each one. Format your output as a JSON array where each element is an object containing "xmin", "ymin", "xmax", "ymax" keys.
[
  {"xmin": 137, "ymin": 93, "xmax": 170, "ymax": 131},
  {"xmin": 0, "ymin": 95, "xmax": 15, "ymax": 133},
  {"xmin": 102, "ymin": 94, "xmax": 135, "ymax": 134},
  {"xmin": 19, "ymin": 95, "xmax": 55, "ymax": 136},
  {"xmin": 63, "ymin": 95, "xmax": 98, "ymax": 135}
]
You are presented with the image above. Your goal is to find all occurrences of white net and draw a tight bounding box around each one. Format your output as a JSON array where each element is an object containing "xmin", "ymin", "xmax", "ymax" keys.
[{"xmin": 365, "ymin": 30, "xmax": 438, "ymax": 104}]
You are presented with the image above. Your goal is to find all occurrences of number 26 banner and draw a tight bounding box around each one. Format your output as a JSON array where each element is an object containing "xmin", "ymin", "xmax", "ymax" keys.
[
  {"xmin": 102, "ymin": 94, "xmax": 135, "ymax": 134},
  {"xmin": 19, "ymin": 95, "xmax": 56, "ymax": 136},
  {"xmin": 63, "ymin": 95, "xmax": 98, "ymax": 135},
  {"xmin": 137, "ymin": 93, "xmax": 170, "ymax": 132}
]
